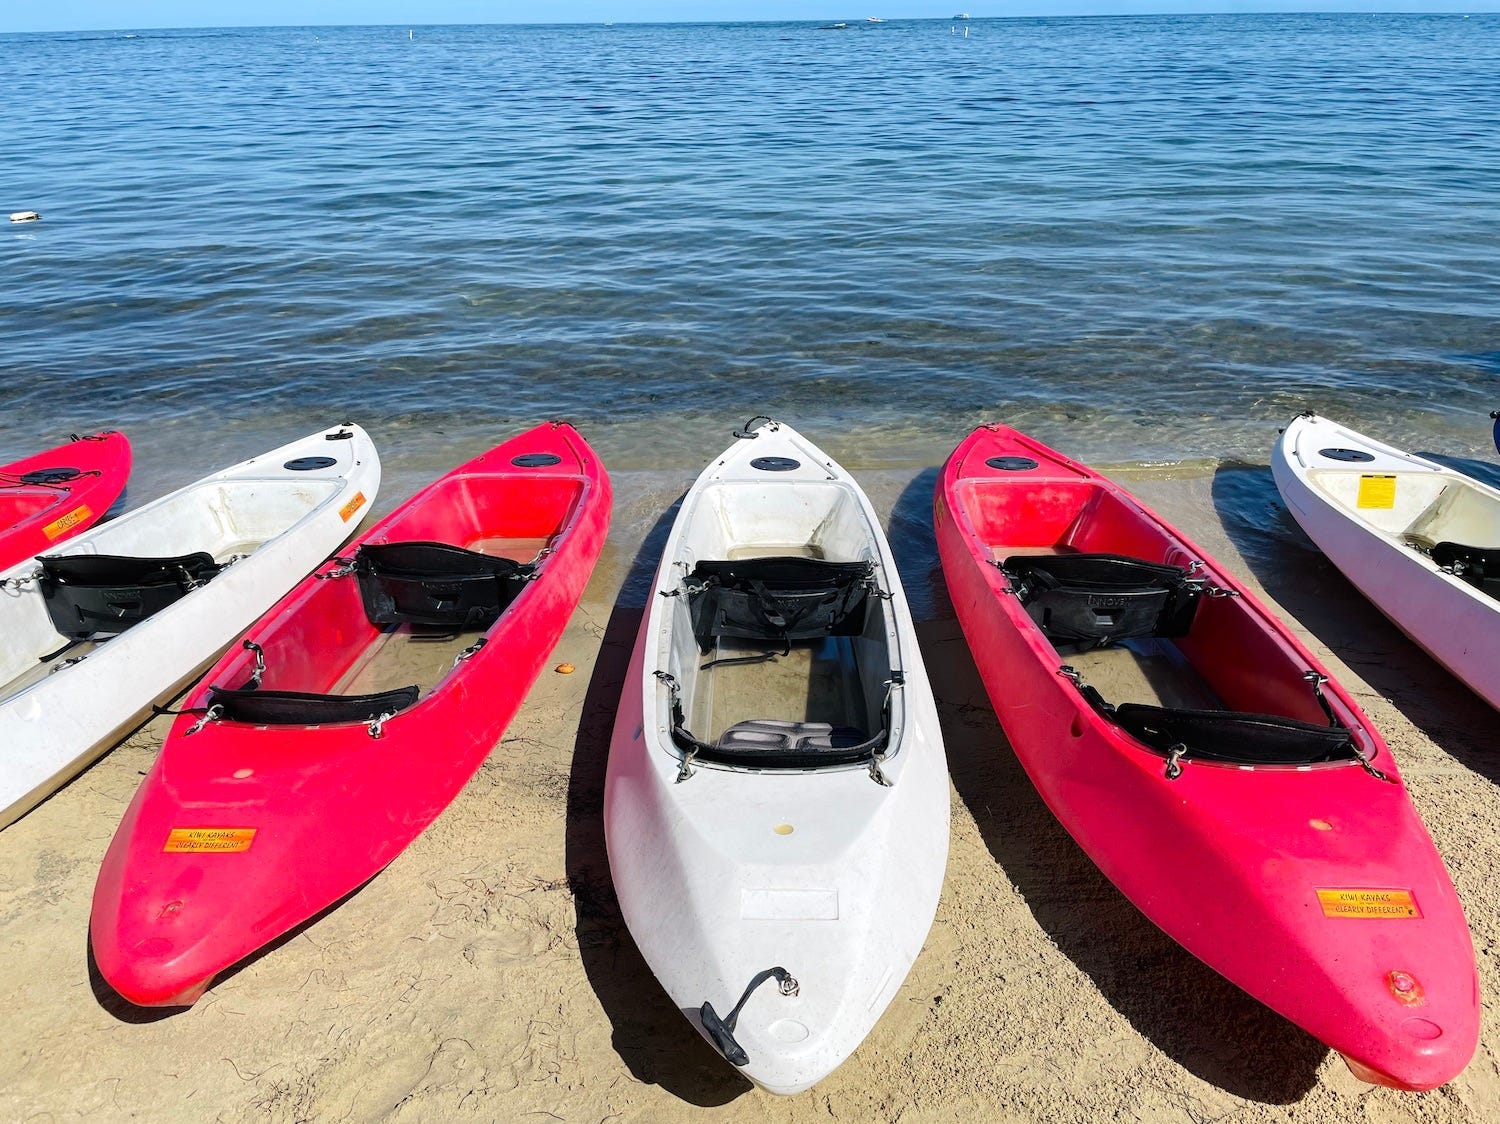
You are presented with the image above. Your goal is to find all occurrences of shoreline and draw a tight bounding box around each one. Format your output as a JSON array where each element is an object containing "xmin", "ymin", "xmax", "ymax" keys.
[{"xmin": 1, "ymin": 460, "xmax": 1497, "ymax": 1122}]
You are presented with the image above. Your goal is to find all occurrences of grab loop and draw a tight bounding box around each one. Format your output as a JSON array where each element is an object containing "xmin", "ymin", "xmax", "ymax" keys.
[
  {"xmin": 699, "ymin": 966, "xmax": 800, "ymax": 1067},
  {"xmin": 732, "ymin": 416, "xmax": 774, "ymax": 440}
]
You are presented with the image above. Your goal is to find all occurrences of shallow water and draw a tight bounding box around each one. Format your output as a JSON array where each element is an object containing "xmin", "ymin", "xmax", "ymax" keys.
[{"xmin": 4, "ymin": 14, "xmax": 1499, "ymax": 572}]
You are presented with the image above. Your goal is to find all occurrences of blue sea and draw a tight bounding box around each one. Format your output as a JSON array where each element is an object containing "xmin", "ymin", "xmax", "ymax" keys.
[{"xmin": 4, "ymin": 14, "xmax": 1499, "ymax": 516}]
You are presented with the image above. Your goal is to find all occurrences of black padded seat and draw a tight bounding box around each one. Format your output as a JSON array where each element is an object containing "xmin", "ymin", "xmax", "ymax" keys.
[
  {"xmin": 1113, "ymin": 703, "xmax": 1357, "ymax": 766},
  {"xmin": 39, "ymin": 551, "xmax": 222, "ymax": 638},
  {"xmin": 687, "ymin": 556, "xmax": 874, "ymax": 649},
  {"xmin": 207, "ymin": 684, "xmax": 419, "ymax": 725}
]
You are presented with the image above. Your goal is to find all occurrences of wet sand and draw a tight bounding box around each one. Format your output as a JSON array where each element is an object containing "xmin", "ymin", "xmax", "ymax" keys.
[{"xmin": 1, "ymin": 460, "xmax": 1498, "ymax": 1123}]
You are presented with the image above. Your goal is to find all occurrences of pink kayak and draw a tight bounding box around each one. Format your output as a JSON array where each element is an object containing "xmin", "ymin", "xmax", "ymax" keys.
[
  {"xmin": 935, "ymin": 423, "xmax": 1478, "ymax": 1091},
  {"xmin": 0, "ymin": 430, "xmax": 130, "ymax": 571},
  {"xmin": 90, "ymin": 422, "xmax": 610, "ymax": 1006}
]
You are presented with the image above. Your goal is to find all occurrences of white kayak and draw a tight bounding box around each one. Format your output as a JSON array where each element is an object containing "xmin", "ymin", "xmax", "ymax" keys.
[
  {"xmin": 604, "ymin": 419, "xmax": 950, "ymax": 1094},
  {"xmin": 1273, "ymin": 412, "xmax": 1500, "ymax": 708},
  {"xmin": 0, "ymin": 424, "xmax": 380, "ymax": 828}
]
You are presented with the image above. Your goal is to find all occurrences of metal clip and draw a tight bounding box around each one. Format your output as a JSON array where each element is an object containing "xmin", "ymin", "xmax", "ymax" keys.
[
  {"xmin": 674, "ymin": 746, "xmax": 698, "ymax": 784},
  {"xmin": 184, "ymin": 704, "xmax": 224, "ymax": 737},
  {"xmin": 868, "ymin": 754, "xmax": 893, "ymax": 787},
  {"xmin": 2, "ymin": 568, "xmax": 42, "ymax": 593},
  {"xmin": 368, "ymin": 710, "xmax": 396, "ymax": 739},
  {"xmin": 453, "ymin": 637, "xmax": 487, "ymax": 667},
  {"xmin": 243, "ymin": 639, "xmax": 266, "ymax": 689},
  {"xmin": 1058, "ymin": 664, "xmax": 1083, "ymax": 687},
  {"xmin": 316, "ymin": 557, "xmax": 357, "ymax": 580},
  {"xmin": 778, "ymin": 973, "xmax": 800, "ymax": 997},
  {"xmin": 1164, "ymin": 744, "xmax": 1187, "ymax": 780}
]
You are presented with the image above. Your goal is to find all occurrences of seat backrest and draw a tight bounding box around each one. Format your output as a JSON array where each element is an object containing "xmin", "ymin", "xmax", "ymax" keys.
[
  {"xmin": 39, "ymin": 551, "xmax": 221, "ymax": 638},
  {"xmin": 1001, "ymin": 553, "xmax": 1200, "ymax": 647},
  {"xmin": 355, "ymin": 541, "xmax": 534, "ymax": 629},
  {"xmin": 686, "ymin": 556, "xmax": 874, "ymax": 648}
]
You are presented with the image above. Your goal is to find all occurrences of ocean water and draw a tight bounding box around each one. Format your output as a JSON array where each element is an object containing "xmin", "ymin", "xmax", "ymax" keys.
[{"xmin": 3, "ymin": 14, "xmax": 1499, "ymax": 516}]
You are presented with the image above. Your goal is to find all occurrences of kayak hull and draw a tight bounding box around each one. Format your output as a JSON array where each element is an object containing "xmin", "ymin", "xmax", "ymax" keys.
[
  {"xmin": 605, "ymin": 420, "xmax": 949, "ymax": 1094},
  {"xmin": 0, "ymin": 430, "xmax": 131, "ymax": 571},
  {"xmin": 1273, "ymin": 412, "xmax": 1500, "ymax": 709},
  {"xmin": 0, "ymin": 425, "xmax": 378, "ymax": 829},
  {"xmin": 90, "ymin": 422, "xmax": 609, "ymax": 1006},
  {"xmin": 936, "ymin": 424, "xmax": 1478, "ymax": 1091}
]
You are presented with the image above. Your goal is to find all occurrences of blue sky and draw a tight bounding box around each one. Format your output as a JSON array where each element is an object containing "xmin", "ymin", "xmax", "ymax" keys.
[{"xmin": 3, "ymin": 1, "xmax": 1497, "ymax": 33}]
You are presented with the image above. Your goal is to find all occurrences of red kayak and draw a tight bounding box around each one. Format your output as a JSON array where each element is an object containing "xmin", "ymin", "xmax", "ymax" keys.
[
  {"xmin": 935, "ymin": 424, "xmax": 1478, "ymax": 1091},
  {"xmin": 0, "ymin": 431, "xmax": 130, "ymax": 572},
  {"xmin": 90, "ymin": 422, "xmax": 611, "ymax": 1006}
]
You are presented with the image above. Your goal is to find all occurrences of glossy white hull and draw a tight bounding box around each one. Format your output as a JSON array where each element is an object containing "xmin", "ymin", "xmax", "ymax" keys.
[
  {"xmin": 1273, "ymin": 412, "xmax": 1500, "ymax": 708},
  {"xmin": 604, "ymin": 420, "xmax": 950, "ymax": 1094},
  {"xmin": 0, "ymin": 424, "xmax": 380, "ymax": 827}
]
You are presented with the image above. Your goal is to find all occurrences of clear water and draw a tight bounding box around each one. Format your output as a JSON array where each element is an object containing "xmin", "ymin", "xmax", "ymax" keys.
[{"xmin": 4, "ymin": 14, "xmax": 1499, "ymax": 526}]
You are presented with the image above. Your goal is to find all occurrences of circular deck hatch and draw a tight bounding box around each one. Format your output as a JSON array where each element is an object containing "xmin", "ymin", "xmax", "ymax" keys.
[
  {"xmin": 750, "ymin": 457, "xmax": 800, "ymax": 472},
  {"xmin": 20, "ymin": 467, "xmax": 82, "ymax": 484}
]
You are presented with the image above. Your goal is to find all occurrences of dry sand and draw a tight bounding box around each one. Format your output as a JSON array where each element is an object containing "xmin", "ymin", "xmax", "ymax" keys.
[{"xmin": 1, "ymin": 463, "xmax": 1498, "ymax": 1124}]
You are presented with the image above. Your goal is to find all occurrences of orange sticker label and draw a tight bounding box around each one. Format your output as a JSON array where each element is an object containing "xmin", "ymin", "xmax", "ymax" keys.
[
  {"xmin": 1316, "ymin": 888, "xmax": 1420, "ymax": 919},
  {"xmin": 164, "ymin": 827, "xmax": 257, "ymax": 853},
  {"xmin": 42, "ymin": 504, "xmax": 92, "ymax": 540},
  {"xmin": 339, "ymin": 491, "xmax": 367, "ymax": 523}
]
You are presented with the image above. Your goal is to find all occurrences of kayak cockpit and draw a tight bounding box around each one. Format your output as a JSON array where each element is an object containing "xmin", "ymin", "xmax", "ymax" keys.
[
  {"xmin": 0, "ymin": 480, "xmax": 345, "ymax": 702},
  {"xmin": 656, "ymin": 480, "xmax": 905, "ymax": 776},
  {"xmin": 190, "ymin": 471, "xmax": 583, "ymax": 729},
  {"xmin": 961, "ymin": 477, "xmax": 1378, "ymax": 776}
]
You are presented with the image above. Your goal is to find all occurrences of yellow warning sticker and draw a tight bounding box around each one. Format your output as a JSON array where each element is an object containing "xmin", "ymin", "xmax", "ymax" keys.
[
  {"xmin": 339, "ymin": 491, "xmax": 367, "ymax": 523},
  {"xmin": 1316, "ymin": 888, "xmax": 1420, "ymax": 919},
  {"xmin": 42, "ymin": 504, "xmax": 92, "ymax": 540},
  {"xmin": 163, "ymin": 827, "xmax": 257, "ymax": 854},
  {"xmin": 1356, "ymin": 475, "xmax": 1397, "ymax": 509}
]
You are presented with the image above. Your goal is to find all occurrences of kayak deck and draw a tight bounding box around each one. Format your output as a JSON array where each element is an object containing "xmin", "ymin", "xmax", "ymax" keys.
[{"xmin": 939, "ymin": 423, "xmax": 1480, "ymax": 1091}]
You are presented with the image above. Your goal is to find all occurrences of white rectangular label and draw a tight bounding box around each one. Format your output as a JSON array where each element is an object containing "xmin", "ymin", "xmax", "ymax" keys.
[{"xmin": 740, "ymin": 889, "xmax": 839, "ymax": 921}]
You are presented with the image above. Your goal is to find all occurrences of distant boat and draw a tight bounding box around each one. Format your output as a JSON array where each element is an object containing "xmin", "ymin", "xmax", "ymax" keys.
[
  {"xmin": 954, "ymin": 12, "xmax": 971, "ymax": 19},
  {"xmin": 867, "ymin": 17, "xmax": 884, "ymax": 22}
]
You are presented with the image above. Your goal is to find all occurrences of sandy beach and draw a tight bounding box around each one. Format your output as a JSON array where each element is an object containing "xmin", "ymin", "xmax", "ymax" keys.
[{"xmin": 2, "ymin": 459, "xmax": 1497, "ymax": 1124}]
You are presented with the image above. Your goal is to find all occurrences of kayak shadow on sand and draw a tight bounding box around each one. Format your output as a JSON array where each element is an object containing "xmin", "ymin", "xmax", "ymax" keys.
[
  {"xmin": 888, "ymin": 471, "xmax": 1327, "ymax": 1104},
  {"xmin": 563, "ymin": 498, "xmax": 754, "ymax": 1108},
  {"xmin": 1209, "ymin": 460, "xmax": 1499, "ymax": 786}
]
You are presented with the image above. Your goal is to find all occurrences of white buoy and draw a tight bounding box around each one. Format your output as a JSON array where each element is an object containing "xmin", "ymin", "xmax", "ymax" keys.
[{"xmin": 9, "ymin": 211, "xmax": 40, "ymax": 223}]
